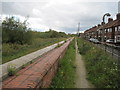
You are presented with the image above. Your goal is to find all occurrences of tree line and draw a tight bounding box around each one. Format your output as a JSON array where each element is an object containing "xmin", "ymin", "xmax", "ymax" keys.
[{"xmin": 2, "ymin": 16, "xmax": 68, "ymax": 45}]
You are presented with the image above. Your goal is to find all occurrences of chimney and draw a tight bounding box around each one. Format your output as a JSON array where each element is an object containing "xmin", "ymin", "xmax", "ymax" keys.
[
  {"xmin": 101, "ymin": 22, "xmax": 105, "ymax": 25},
  {"xmin": 117, "ymin": 13, "xmax": 120, "ymax": 20},
  {"xmin": 98, "ymin": 24, "xmax": 101, "ymax": 27},
  {"xmin": 108, "ymin": 18, "xmax": 113, "ymax": 22}
]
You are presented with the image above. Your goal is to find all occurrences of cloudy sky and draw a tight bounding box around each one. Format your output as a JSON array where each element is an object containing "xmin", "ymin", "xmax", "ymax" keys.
[{"xmin": 1, "ymin": 0, "xmax": 120, "ymax": 33}]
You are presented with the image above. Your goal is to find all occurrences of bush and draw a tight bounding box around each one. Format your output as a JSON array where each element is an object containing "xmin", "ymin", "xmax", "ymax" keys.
[
  {"xmin": 2, "ymin": 16, "xmax": 32, "ymax": 45},
  {"xmin": 77, "ymin": 38, "xmax": 120, "ymax": 88}
]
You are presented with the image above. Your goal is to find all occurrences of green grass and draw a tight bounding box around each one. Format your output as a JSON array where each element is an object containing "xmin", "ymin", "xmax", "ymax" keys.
[
  {"xmin": 2, "ymin": 38, "xmax": 66, "ymax": 64},
  {"xmin": 77, "ymin": 38, "xmax": 120, "ymax": 88},
  {"xmin": 50, "ymin": 39, "xmax": 76, "ymax": 88}
]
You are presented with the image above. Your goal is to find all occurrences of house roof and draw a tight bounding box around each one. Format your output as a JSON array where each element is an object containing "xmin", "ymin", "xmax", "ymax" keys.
[
  {"xmin": 84, "ymin": 13, "xmax": 120, "ymax": 33},
  {"xmin": 101, "ymin": 20, "xmax": 118, "ymax": 29},
  {"xmin": 113, "ymin": 19, "xmax": 120, "ymax": 27},
  {"xmin": 84, "ymin": 26, "xmax": 100, "ymax": 33}
]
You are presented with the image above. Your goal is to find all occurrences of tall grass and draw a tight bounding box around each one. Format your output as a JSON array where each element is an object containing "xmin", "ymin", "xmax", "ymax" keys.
[
  {"xmin": 2, "ymin": 38, "xmax": 66, "ymax": 64},
  {"xmin": 77, "ymin": 38, "xmax": 120, "ymax": 88},
  {"xmin": 50, "ymin": 39, "xmax": 76, "ymax": 88}
]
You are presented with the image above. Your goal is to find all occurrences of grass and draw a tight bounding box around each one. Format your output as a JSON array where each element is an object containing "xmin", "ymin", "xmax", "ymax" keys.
[
  {"xmin": 77, "ymin": 38, "xmax": 120, "ymax": 88},
  {"xmin": 2, "ymin": 38, "xmax": 66, "ymax": 64},
  {"xmin": 50, "ymin": 38, "xmax": 76, "ymax": 88}
]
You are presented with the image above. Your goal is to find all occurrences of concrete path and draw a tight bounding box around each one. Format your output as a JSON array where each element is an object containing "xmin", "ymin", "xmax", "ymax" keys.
[
  {"xmin": 0, "ymin": 40, "xmax": 66, "ymax": 81},
  {"xmin": 2, "ymin": 39, "xmax": 71, "ymax": 88},
  {"xmin": 75, "ymin": 39, "xmax": 94, "ymax": 88}
]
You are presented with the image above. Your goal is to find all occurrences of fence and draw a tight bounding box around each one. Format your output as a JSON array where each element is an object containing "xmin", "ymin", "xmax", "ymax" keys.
[{"xmin": 96, "ymin": 43, "xmax": 120, "ymax": 61}]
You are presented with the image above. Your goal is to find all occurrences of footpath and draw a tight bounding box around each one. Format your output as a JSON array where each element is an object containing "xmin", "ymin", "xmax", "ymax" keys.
[{"xmin": 75, "ymin": 40, "xmax": 94, "ymax": 88}]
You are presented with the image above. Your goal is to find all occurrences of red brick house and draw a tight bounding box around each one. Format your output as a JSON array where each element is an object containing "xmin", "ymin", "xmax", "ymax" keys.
[{"xmin": 84, "ymin": 13, "xmax": 120, "ymax": 44}]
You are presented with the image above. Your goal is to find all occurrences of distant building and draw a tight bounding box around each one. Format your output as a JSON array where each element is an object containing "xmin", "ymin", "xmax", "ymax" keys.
[
  {"xmin": 79, "ymin": 33, "xmax": 84, "ymax": 38},
  {"xmin": 84, "ymin": 13, "xmax": 120, "ymax": 44}
]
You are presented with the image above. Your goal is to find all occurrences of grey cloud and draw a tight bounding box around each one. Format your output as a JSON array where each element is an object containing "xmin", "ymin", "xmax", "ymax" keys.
[{"xmin": 2, "ymin": 1, "xmax": 118, "ymax": 33}]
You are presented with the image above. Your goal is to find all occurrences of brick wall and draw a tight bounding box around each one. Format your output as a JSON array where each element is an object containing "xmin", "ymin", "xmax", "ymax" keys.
[{"xmin": 2, "ymin": 39, "xmax": 72, "ymax": 89}]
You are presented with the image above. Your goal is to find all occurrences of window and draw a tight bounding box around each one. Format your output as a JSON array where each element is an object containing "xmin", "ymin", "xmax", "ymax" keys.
[
  {"xmin": 118, "ymin": 26, "xmax": 120, "ymax": 31},
  {"xmin": 115, "ymin": 27, "xmax": 118, "ymax": 32},
  {"xmin": 105, "ymin": 29, "xmax": 108, "ymax": 33},
  {"xmin": 107, "ymin": 28, "xmax": 109, "ymax": 32},
  {"xmin": 104, "ymin": 29, "xmax": 106, "ymax": 33},
  {"xmin": 118, "ymin": 37, "xmax": 120, "ymax": 40},
  {"xmin": 109, "ymin": 28, "xmax": 112, "ymax": 32},
  {"xmin": 117, "ymin": 35, "xmax": 120, "ymax": 40}
]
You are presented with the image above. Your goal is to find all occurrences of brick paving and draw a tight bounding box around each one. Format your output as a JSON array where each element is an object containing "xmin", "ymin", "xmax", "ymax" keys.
[
  {"xmin": 2, "ymin": 40, "xmax": 71, "ymax": 89},
  {"xmin": 0, "ymin": 40, "xmax": 65, "ymax": 80}
]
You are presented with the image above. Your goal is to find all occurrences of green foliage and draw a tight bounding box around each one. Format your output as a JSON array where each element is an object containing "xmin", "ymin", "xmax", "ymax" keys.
[
  {"xmin": 77, "ymin": 38, "xmax": 92, "ymax": 55},
  {"xmin": 2, "ymin": 16, "xmax": 68, "ymax": 45},
  {"xmin": 77, "ymin": 38, "xmax": 120, "ymax": 88},
  {"xmin": 2, "ymin": 16, "xmax": 32, "ymax": 44},
  {"xmin": 2, "ymin": 16, "xmax": 69, "ymax": 64},
  {"xmin": 32, "ymin": 29, "xmax": 68, "ymax": 38},
  {"xmin": 7, "ymin": 64, "xmax": 16, "ymax": 76},
  {"xmin": 2, "ymin": 38, "xmax": 66, "ymax": 64},
  {"xmin": 51, "ymin": 39, "xmax": 76, "ymax": 88}
]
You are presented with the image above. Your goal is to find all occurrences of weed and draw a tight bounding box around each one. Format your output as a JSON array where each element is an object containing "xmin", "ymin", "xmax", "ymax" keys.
[
  {"xmin": 21, "ymin": 63, "xmax": 27, "ymax": 69},
  {"xmin": 30, "ymin": 61, "xmax": 33, "ymax": 64},
  {"xmin": 55, "ymin": 43, "xmax": 62, "ymax": 48},
  {"xmin": 7, "ymin": 64, "xmax": 16, "ymax": 76}
]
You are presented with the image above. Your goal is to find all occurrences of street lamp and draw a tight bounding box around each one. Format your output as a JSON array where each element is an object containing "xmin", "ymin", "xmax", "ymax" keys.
[
  {"xmin": 102, "ymin": 13, "xmax": 111, "ymax": 24},
  {"xmin": 102, "ymin": 13, "xmax": 111, "ymax": 42}
]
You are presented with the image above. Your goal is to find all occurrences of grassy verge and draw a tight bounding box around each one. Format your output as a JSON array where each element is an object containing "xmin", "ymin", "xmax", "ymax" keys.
[
  {"xmin": 2, "ymin": 38, "xmax": 66, "ymax": 64},
  {"xmin": 50, "ymin": 39, "xmax": 76, "ymax": 88},
  {"xmin": 77, "ymin": 38, "xmax": 119, "ymax": 88}
]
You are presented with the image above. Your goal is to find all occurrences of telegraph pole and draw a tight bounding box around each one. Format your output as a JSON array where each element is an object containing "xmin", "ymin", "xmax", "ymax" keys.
[
  {"xmin": 77, "ymin": 22, "xmax": 80, "ymax": 36},
  {"xmin": 118, "ymin": 1, "xmax": 120, "ymax": 13}
]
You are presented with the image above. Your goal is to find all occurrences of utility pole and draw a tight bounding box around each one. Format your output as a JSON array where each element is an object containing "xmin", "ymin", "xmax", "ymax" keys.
[
  {"xmin": 118, "ymin": 1, "xmax": 120, "ymax": 13},
  {"xmin": 77, "ymin": 22, "xmax": 80, "ymax": 36}
]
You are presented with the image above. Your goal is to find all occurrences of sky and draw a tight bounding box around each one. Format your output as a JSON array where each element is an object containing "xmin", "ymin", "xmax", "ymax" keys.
[{"xmin": 1, "ymin": 0, "xmax": 120, "ymax": 34}]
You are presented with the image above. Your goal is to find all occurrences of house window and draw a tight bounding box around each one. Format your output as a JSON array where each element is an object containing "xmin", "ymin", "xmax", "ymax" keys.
[
  {"xmin": 117, "ymin": 35, "xmax": 120, "ymax": 40},
  {"xmin": 115, "ymin": 27, "xmax": 118, "ymax": 32},
  {"xmin": 104, "ymin": 29, "xmax": 106, "ymax": 33},
  {"xmin": 105, "ymin": 29, "xmax": 108, "ymax": 33},
  {"xmin": 109, "ymin": 28, "xmax": 112, "ymax": 32},
  {"xmin": 107, "ymin": 28, "xmax": 109, "ymax": 32},
  {"xmin": 118, "ymin": 37, "xmax": 120, "ymax": 40},
  {"xmin": 118, "ymin": 26, "xmax": 120, "ymax": 31}
]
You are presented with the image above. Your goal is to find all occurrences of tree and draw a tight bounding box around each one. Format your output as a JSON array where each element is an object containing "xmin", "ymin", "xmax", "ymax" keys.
[{"xmin": 2, "ymin": 16, "xmax": 32, "ymax": 44}]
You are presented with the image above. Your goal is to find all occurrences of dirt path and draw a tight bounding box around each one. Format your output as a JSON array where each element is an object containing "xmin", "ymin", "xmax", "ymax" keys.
[{"xmin": 75, "ymin": 40, "xmax": 94, "ymax": 88}]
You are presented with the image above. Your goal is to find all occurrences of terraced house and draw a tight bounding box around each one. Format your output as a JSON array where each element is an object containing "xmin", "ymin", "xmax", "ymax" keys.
[{"xmin": 84, "ymin": 13, "xmax": 120, "ymax": 44}]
